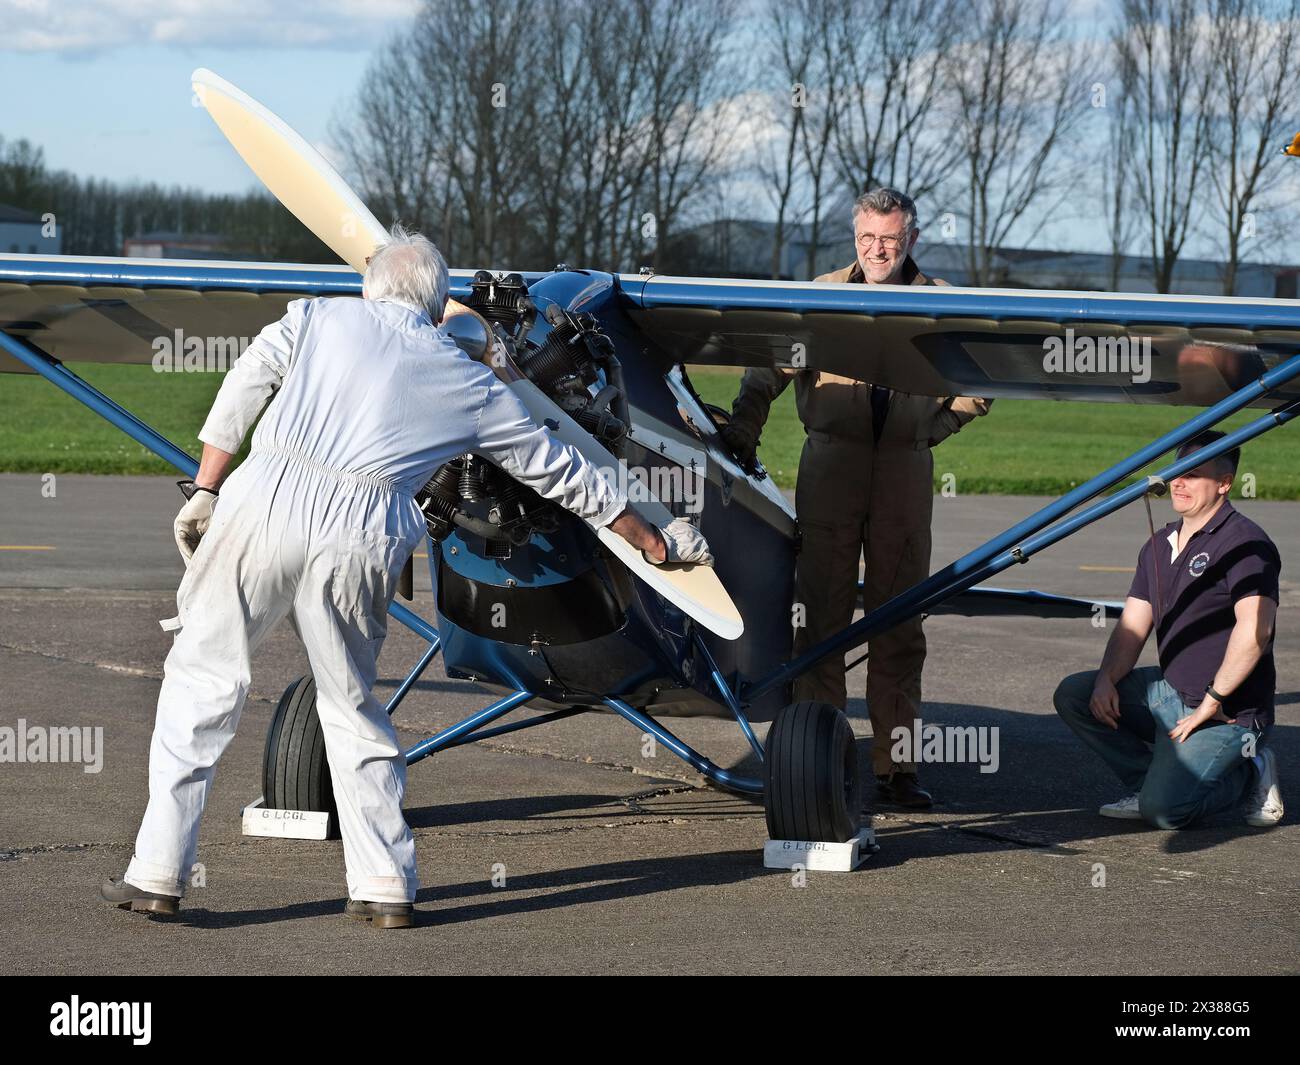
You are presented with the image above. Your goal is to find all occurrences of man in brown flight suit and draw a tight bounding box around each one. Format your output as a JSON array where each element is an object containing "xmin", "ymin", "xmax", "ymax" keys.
[{"xmin": 721, "ymin": 187, "xmax": 992, "ymax": 808}]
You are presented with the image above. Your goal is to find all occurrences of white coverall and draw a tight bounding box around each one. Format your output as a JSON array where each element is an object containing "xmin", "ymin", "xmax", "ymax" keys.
[{"xmin": 125, "ymin": 296, "xmax": 628, "ymax": 903}]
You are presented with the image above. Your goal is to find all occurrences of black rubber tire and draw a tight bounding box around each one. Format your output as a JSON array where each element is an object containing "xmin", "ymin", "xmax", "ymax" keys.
[
  {"xmin": 763, "ymin": 701, "xmax": 860, "ymax": 843},
  {"xmin": 262, "ymin": 675, "xmax": 340, "ymax": 839}
]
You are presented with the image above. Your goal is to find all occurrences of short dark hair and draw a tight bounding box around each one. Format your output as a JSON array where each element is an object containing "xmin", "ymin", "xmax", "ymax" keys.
[{"xmin": 1176, "ymin": 429, "xmax": 1240, "ymax": 477}]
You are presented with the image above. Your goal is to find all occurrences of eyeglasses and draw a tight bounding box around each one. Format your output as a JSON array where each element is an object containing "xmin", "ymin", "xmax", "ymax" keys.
[{"xmin": 855, "ymin": 232, "xmax": 908, "ymax": 251}]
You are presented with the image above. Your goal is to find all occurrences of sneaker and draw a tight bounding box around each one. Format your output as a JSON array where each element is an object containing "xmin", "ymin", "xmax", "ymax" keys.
[
  {"xmin": 1099, "ymin": 794, "xmax": 1143, "ymax": 819},
  {"xmin": 1244, "ymin": 748, "xmax": 1283, "ymax": 827}
]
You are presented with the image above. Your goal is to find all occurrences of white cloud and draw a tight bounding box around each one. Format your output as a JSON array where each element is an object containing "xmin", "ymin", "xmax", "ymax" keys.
[{"xmin": 0, "ymin": 0, "xmax": 419, "ymax": 55}]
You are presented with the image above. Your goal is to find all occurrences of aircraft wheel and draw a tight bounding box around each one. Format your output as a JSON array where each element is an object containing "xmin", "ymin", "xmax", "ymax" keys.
[
  {"xmin": 763, "ymin": 700, "xmax": 860, "ymax": 842},
  {"xmin": 262, "ymin": 674, "xmax": 339, "ymax": 839}
]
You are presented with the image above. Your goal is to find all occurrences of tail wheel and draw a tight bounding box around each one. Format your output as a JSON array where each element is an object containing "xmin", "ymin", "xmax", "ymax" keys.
[
  {"xmin": 763, "ymin": 700, "xmax": 860, "ymax": 842},
  {"xmin": 262, "ymin": 674, "xmax": 340, "ymax": 839}
]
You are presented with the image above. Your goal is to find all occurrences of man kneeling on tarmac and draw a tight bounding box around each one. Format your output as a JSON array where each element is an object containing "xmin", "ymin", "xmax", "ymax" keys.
[{"xmin": 1053, "ymin": 430, "xmax": 1283, "ymax": 829}]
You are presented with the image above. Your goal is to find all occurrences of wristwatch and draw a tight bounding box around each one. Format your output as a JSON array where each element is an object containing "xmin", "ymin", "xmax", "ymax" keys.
[
  {"xmin": 1206, "ymin": 684, "xmax": 1229, "ymax": 704},
  {"xmin": 176, "ymin": 480, "xmax": 219, "ymax": 501}
]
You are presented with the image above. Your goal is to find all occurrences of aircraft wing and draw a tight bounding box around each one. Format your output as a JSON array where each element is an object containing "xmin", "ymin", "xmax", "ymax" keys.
[
  {"xmin": 0, "ymin": 254, "xmax": 545, "ymax": 374},
  {"xmin": 9, "ymin": 254, "xmax": 1300, "ymax": 409},
  {"xmin": 619, "ymin": 274, "xmax": 1300, "ymax": 407}
]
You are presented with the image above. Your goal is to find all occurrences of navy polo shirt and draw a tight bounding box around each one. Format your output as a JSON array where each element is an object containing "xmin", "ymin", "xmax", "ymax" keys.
[{"xmin": 1129, "ymin": 500, "xmax": 1280, "ymax": 728}]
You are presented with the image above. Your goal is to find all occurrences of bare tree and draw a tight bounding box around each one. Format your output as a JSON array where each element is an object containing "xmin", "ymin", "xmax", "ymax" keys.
[
  {"xmin": 337, "ymin": 0, "xmax": 545, "ymax": 266},
  {"xmin": 422, "ymin": 0, "xmax": 545, "ymax": 266},
  {"xmin": 795, "ymin": 2, "xmax": 842, "ymax": 278},
  {"xmin": 756, "ymin": 0, "xmax": 813, "ymax": 279},
  {"xmin": 585, "ymin": 2, "xmax": 660, "ymax": 269},
  {"xmin": 829, "ymin": 0, "xmax": 961, "ymax": 203},
  {"xmin": 336, "ymin": 0, "xmax": 733, "ymax": 274},
  {"xmin": 524, "ymin": 0, "xmax": 607, "ymax": 267},
  {"xmin": 334, "ymin": 42, "xmax": 445, "ymax": 239},
  {"xmin": 635, "ymin": 0, "xmax": 738, "ymax": 273},
  {"xmin": 756, "ymin": 0, "xmax": 844, "ymax": 280},
  {"xmin": 1100, "ymin": 81, "xmax": 1139, "ymax": 290},
  {"xmin": 1203, "ymin": 0, "xmax": 1300, "ymax": 294},
  {"xmin": 943, "ymin": 0, "xmax": 1088, "ymax": 286},
  {"xmin": 1116, "ymin": 0, "xmax": 1214, "ymax": 293}
]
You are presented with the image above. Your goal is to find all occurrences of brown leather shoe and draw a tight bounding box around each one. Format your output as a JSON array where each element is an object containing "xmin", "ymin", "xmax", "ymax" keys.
[
  {"xmin": 100, "ymin": 875, "xmax": 180, "ymax": 917},
  {"xmin": 345, "ymin": 898, "xmax": 415, "ymax": 929},
  {"xmin": 876, "ymin": 772, "xmax": 933, "ymax": 809}
]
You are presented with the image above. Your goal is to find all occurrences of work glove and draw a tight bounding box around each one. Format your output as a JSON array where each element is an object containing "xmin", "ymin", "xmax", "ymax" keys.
[
  {"xmin": 174, "ymin": 485, "xmax": 218, "ymax": 564},
  {"xmin": 646, "ymin": 517, "xmax": 713, "ymax": 567},
  {"xmin": 719, "ymin": 421, "xmax": 758, "ymax": 469}
]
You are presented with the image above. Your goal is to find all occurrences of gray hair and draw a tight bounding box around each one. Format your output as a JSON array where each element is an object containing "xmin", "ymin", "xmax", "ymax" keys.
[
  {"xmin": 363, "ymin": 222, "xmax": 450, "ymax": 321},
  {"xmin": 852, "ymin": 187, "xmax": 918, "ymax": 231}
]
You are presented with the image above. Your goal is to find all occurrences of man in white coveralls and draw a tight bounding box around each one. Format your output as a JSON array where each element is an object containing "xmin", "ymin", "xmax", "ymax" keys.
[{"xmin": 101, "ymin": 225, "xmax": 710, "ymax": 929}]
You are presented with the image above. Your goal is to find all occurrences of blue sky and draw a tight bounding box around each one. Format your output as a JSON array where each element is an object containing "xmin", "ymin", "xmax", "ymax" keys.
[{"xmin": 0, "ymin": 1, "xmax": 419, "ymax": 193}]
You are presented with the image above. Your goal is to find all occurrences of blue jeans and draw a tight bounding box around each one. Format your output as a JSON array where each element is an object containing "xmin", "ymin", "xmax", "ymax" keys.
[{"xmin": 1053, "ymin": 667, "xmax": 1265, "ymax": 829}]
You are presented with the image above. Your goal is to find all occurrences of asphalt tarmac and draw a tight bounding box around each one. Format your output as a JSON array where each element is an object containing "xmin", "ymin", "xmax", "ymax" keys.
[{"xmin": 0, "ymin": 474, "xmax": 1296, "ymax": 974}]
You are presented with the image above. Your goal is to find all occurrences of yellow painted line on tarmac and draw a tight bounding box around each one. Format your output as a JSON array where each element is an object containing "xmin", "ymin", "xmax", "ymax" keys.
[
  {"xmin": 1078, "ymin": 564, "xmax": 1133, "ymax": 573},
  {"xmin": 0, "ymin": 545, "xmax": 56, "ymax": 551}
]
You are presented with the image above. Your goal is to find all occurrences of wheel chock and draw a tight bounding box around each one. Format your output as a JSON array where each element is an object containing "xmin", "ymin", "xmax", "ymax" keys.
[
  {"xmin": 763, "ymin": 826, "xmax": 878, "ymax": 872},
  {"xmin": 240, "ymin": 796, "xmax": 331, "ymax": 840}
]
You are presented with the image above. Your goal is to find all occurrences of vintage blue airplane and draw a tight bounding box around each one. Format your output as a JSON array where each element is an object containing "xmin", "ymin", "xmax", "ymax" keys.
[{"xmin": 3, "ymin": 251, "xmax": 1299, "ymax": 846}]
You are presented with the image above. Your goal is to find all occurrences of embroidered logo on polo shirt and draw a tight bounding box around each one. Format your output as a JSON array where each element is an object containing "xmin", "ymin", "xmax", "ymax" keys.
[{"xmin": 1188, "ymin": 551, "xmax": 1210, "ymax": 577}]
